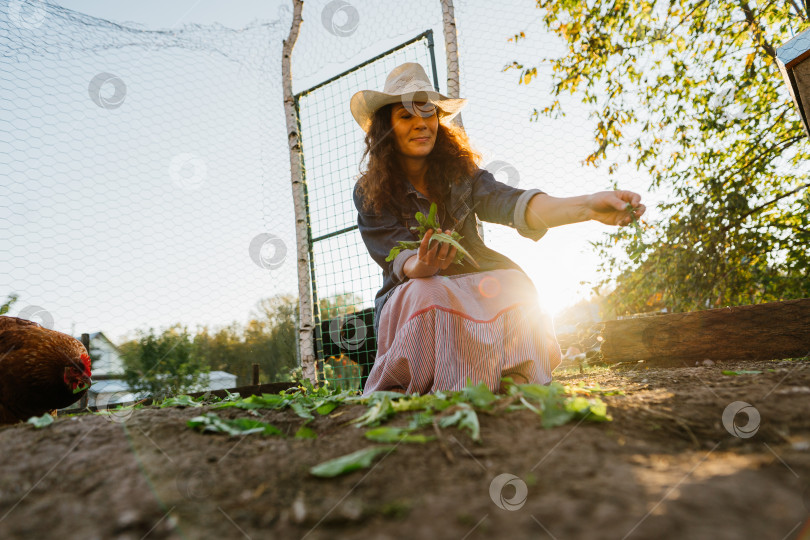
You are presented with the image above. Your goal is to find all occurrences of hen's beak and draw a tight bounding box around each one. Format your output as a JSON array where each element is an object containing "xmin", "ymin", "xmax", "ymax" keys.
[{"xmin": 73, "ymin": 377, "xmax": 92, "ymax": 394}]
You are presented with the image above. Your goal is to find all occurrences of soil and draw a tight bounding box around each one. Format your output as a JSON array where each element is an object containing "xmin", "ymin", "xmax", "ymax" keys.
[{"xmin": 1, "ymin": 358, "xmax": 809, "ymax": 540}]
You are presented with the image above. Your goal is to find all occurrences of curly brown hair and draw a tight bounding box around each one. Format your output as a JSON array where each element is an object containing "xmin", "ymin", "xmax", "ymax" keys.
[{"xmin": 355, "ymin": 104, "xmax": 481, "ymax": 223}]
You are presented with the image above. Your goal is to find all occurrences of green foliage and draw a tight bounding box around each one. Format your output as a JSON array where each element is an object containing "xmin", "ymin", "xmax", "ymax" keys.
[
  {"xmin": 626, "ymin": 203, "xmax": 646, "ymax": 261},
  {"xmin": 322, "ymin": 355, "xmax": 362, "ymax": 391},
  {"xmin": 350, "ymin": 393, "xmax": 397, "ymax": 427},
  {"xmin": 279, "ymin": 365, "xmax": 307, "ymax": 385},
  {"xmin": 318, "ymin": 292, "xmax": 362, "ymax": 320},
  {"xmin": 1, "ymin": 293, "xmax": 18, "ymax": 315},
  {"xmin": 121, "ymin": 325, "xmax": 210, "ymax": 400},
  {"xmin": 386, "ymin": 202, "xmax": 479, "ymax": 268},
  {"xmin": 210, "ymin": 382, "xmax": 360, "ymax": 420},
  {"xmin": 184, "ymin": 379, "xmax": 611, "ymax": 478},
  {"xmin": 187, "ymin": 412, "xmax": 282, "ymax": 437},
  {"xmin": 294, "ymin": 425, "xmax": 318, "ymax": 439},
  {"xmin": 517, "ymin": 1, "xmax": 810, "ymax": 313},
  {"xmin": 461, "ymin": 380, "xmax": 499, "ymax": 409},
  {"xmin": 158, "ymin": 395, "xmax": 203, "ymax": 408},
  {"xmin": 117, "ymin": 293, "xmax": 302, "ymax": 389},
  {"xmin": 437, "ymin": 403, "xmax": 481, "ymax": 441},
  {"xmin": 193, "ymin": 293, "xmax": 299, "ymax": 385},
  {"xmin": 507, "ymin": 381, "xmax": 610, "ymax": 428}
]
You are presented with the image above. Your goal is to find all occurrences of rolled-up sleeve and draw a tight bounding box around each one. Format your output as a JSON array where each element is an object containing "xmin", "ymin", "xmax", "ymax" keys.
[
  {"xmin": 472, "ymin": 168, "xmax": 548, "ymax": 242},
  {"xmin": 353, "ymin": 184, "xmax": 418, "ymax": 284}
]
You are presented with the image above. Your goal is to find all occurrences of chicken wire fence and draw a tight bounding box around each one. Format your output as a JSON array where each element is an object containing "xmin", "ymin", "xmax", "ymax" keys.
[
  {"xmin": 2, "ymin": 0, "xmax": 633, "ymax": 393},
  {"xmin": 1, "ymin": 1, "xmax": 299, "ymax": 389},
  {"xmin": 296, "ymin": 31, "xmax": 440, "ymax": 390}
]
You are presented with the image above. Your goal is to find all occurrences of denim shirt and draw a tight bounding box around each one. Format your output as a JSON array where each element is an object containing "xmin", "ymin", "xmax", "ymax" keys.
[{"xmin": 353, "ymin": 167, "xmax": 547, "ymax": 336}]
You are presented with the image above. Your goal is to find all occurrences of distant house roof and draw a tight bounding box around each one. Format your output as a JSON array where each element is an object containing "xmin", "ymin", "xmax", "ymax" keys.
[
  {"xmin": 776, "ymin": 27, "xmax": 810, "ymax": 136},
  {"xmin": 89, "ymin": 371, "xmax": 237, "ymax": 394},
  {"xmin": 209, "ymin": 370, "xmax": 237, "ymax": 380},
  {"xmin": 777, "ymin": 27, "xmax": 810, "ymax": 68},
  {"xmin": 88, "ymin": 379, "xmax": 131, "ymax": 394},
  {"xmin": 75, "ymin": 331, "xmax": 121, "ymax": 351}
]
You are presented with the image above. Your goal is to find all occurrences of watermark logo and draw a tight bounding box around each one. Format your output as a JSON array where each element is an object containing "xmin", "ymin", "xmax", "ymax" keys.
[
  {"xmin": 722, "ymin": 401, "xmax": 760, "ymax": 439},
  {"xmin": 169, "ymin": 153, "xmax": 207, "ymax": 190},
  {"xmin": 16, "ymin": 305, "xmax": 54, "ymax": 329},
  {"xmin": 484, "ymin": 160, "xmax": 520, "ymax": 188},
  {"xmin": 8, "ymin": 0, "xmax": 47, "ymax": 30},
  {"xmin": 321, "ymin": 0, "xmax": 359, "ymax": 37},
  {"xmin": 329, "ymin": 314, "xmax": 367, "ymax": 351},
  {"xmin": 176, "ymin": 468, "xmax": 215, "ymax": 501},
  {"xmin": 708, "ymin": 86, "xmax": 748, "ymax": 121},
  {"xmin": 489, "ymin": 473, "xmax": 528, "ymax": 511},
  {"xmin": 88, "ymin": 72, "xmax": 127, "ymax": 109},
  {"xmin": 249, "ymin": 233, "xmax": 287, "ymax": 270},
  {"xmin": 399, "ymin": 90, "xmax": 439, "ymax": 119},
  {"xmin": 629, "ymin": 10, "xmax": 666, "ymax": 44},
  {"xmin": 276, "ymin": 2, "xmax": 291, "ymax": 23},
  {"xmin": 95, "ymin": 391, "xmax": 136, "ymax": 423}
]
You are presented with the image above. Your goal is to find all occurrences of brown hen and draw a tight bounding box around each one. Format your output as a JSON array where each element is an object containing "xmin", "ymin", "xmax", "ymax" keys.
[{"xmin": 0, "ymin": 316, "xmax": 92, "ymax": 425}]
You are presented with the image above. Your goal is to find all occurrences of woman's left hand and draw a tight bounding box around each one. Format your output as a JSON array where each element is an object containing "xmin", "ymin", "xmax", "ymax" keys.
[{"xmin": 586, "ymin": 190, "xmax": 646, "ymax": 226}]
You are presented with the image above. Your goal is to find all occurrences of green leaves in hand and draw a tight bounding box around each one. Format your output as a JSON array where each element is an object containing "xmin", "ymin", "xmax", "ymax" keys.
[
  {"xmin": 625, "ymin": 203, "xmax": 645, "ymax": 261},
  {"xmin": 385, "ymin": 202, "xmax": 479, "ymax": 268}
]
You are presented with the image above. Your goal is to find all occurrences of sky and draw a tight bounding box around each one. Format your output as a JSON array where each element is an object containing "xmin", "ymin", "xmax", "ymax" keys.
[{"xmin": 1, "ymin": 0, "xmax": 659, "ymax": 342}]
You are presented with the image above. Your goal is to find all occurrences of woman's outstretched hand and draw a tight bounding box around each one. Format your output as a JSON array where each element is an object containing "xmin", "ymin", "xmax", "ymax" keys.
[{"xmin": 586, "ymin": 190, "xmax": 646, "ymax": 226}]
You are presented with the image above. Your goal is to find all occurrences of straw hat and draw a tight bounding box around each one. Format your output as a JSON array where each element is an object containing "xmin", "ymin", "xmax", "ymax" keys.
[{"xmin": 349, "ymin": 62, "xmax": 467, "ymax": 132}]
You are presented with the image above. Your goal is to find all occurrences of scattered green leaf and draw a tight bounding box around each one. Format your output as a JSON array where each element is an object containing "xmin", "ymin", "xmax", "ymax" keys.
[
  {"xmin": 438, "ymin": 403, "xmax": 481, "ymax": 442},
  {"xmin": 188, "ymin": 412, "xmax": 282, "ymax": 437},
  {"xmin": 350, "ymin": 395, "xmax": 395, "ymax": 427},
  {"xmin": 316, "ymin": 401, "xmax": 339, "ymax": 415},
  {"xmin": 722, "ymin": 370, "xmax": 763, "ymax": 376},
  {"xmin": 295, "ymin": 425, "xmax": 318, "ymax": 439},
  {"xmin": 364, "ymin": 426, "xmax": 434, "ymax": 443},
  {"xmin": 159, "ymin": 395, "xmax": 203, "ymax": 408},
  {"xmin": 309, "ymin": 446, "xmax": 396, "ymax": 478},
  {"xmin": 27, "ymin": 413, "xmax": 54, "ymax": 428}
]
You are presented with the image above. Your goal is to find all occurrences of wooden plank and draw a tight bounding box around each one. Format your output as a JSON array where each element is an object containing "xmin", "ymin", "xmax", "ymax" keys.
[{"xmin": 600, "ymin": 298, "xmax": 810, "ymax": 366}]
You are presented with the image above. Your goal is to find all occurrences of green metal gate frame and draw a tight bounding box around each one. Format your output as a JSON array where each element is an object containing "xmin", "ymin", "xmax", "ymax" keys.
[{"xmin": 294, "ymin": 30, "xmax": 440, "ymax": 387}]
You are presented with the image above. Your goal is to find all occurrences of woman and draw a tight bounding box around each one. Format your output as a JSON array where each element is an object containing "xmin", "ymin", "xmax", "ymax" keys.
[{"xmin": 350, "ymin": 63, "xmax": 645, "ymax": 395}]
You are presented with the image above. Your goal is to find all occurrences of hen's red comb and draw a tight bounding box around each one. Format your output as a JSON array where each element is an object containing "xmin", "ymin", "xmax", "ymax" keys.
[{"xmin": 80, "ymin": 353, "xmax": 92, "ymax": 377}]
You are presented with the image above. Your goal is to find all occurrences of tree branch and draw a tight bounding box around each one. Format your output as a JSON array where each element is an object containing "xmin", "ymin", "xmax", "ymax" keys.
[
  {"xmin": 739, "ymin": 1, "xmax": 777, "ymax": 62},
  {"xmin": 788, "ymin": 0, "xmax": 807, "ymax": 20},
  {"xmin": 722, "ymin": 178, "xmax": 810, "ymax": 232}
]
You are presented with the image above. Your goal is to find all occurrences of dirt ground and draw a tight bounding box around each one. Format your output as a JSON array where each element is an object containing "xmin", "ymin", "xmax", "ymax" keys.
[{"xmin": 1, "ymin": 358, "xmax": 809, "ymax": 540}]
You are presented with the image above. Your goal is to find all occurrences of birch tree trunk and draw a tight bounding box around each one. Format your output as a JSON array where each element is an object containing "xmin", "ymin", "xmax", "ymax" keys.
[
  {"xmin": 281, "ymin": 0, "xmax": 317, "ymax": 385},
  {"xmin": 441, "ymin": 0, "xmax": 485, "ymax": 239},
  {"xmin": 441, "ymin": 0, "xmax": 463, "ymax": 128}
]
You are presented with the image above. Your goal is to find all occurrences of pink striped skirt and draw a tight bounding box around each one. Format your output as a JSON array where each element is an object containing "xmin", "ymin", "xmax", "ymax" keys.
[{"xmin": 363, "ymin": 269, "xmax": 562, "ymax": 395}]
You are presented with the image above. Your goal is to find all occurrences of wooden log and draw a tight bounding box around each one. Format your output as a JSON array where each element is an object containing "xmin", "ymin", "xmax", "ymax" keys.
[{"xmin": 600, "ymin": 298, "xmax": 810, "ymax": 367}]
